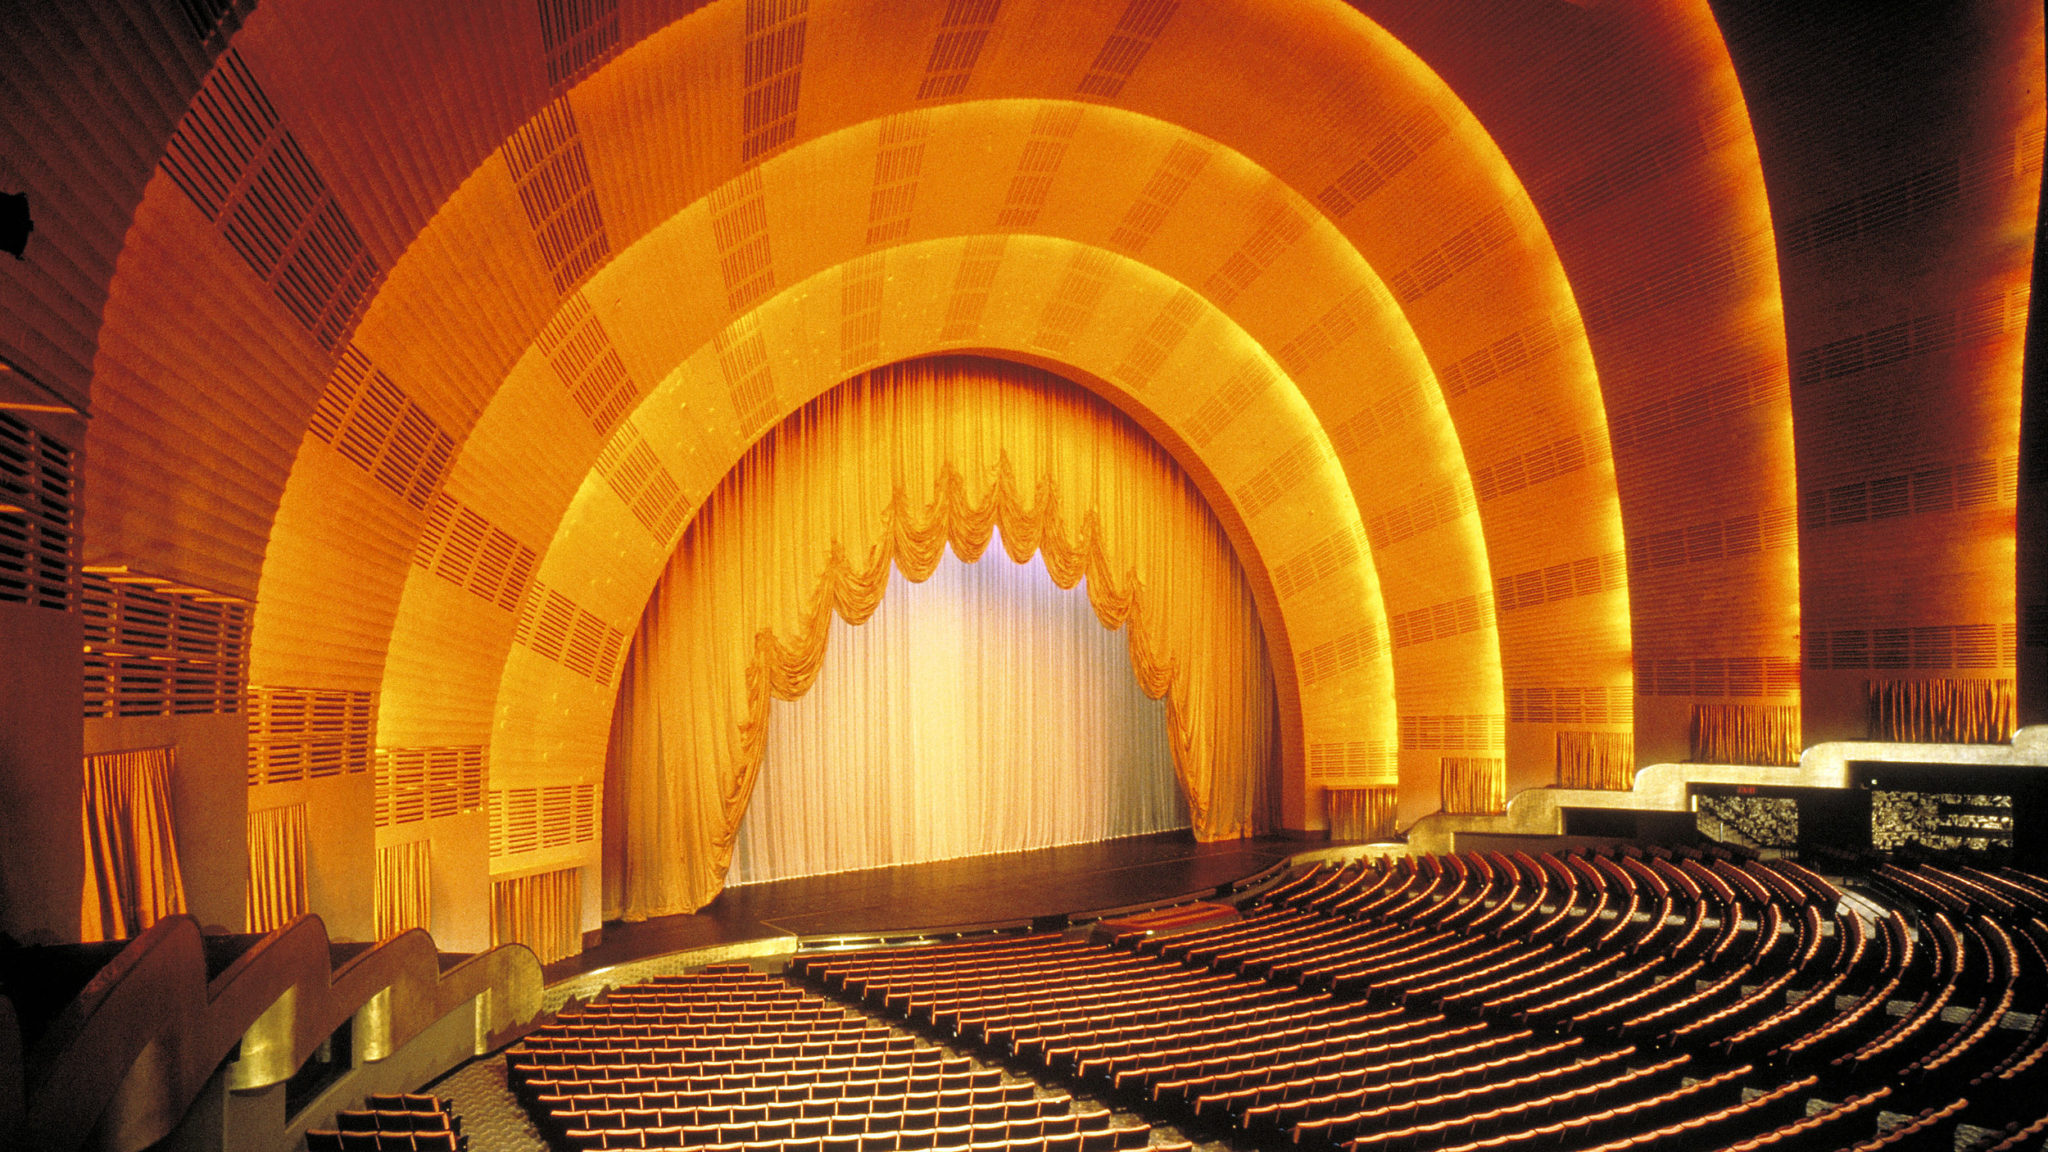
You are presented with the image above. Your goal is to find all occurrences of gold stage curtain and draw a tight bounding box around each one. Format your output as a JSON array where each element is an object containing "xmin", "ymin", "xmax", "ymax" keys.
[
  {"xmin": 1690, "ymin": 704, "xmax": 1802, "ymax": 766},
  {"xmin": 1556, "ymin": 731, "xmax": 1636, "ymax": 790},
  {"xmin": 1440, "ymin": 757, "xmax": 1506, "ymax": 815},
  {"xmin": 493, "ymin": 867, "xmax": 581, "ymax": 965},
  {"xmin": 1325, "ymin": 787, "xmax": 1397, "ymax": 842},
  {"xmin": 1867, "ymin": 678, "xmax": 2014, "ymax": 743},
  {"xmin": 79, "ymin": 746, "xmax": 188, "ymax": 942},
  {"xmin": 375, "ymin": 839, "xmax": 432, "ymax": 939},
  {"xmin": 608, "ymin": 357, "xmax": 1276, "ymax": 919},
  {"xmin": 246, "ymin": 802, "xmax": 308, "ymax": 933}
]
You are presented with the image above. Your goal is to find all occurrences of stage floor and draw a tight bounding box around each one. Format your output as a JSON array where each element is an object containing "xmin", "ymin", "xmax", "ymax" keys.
[{"xmin": 546, "ymin": 831, "xmax": 1302, "ymax": 983}]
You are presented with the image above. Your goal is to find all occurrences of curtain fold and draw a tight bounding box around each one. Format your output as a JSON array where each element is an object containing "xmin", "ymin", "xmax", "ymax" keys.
[
  {"xmin": 79, "ymin": 746, "xmax": 188, "ymax": 942},
  {"xmin": 1440, "ymin": 757, "xmax": 1506, "ymax": 815},
  {"xmin": 246, "ymin": 802, "xmax": 308, "ymax": 933},
  {"xmin": 1690, "ymin": 704, "xmax": 1801, "ymax": 766},
  {"xmin": 1325, "ymin": 787, "xmax": 1397, "ymax": 842},
  {"xmin": 493, "ymin": 867, "xmax": 582, "ymax": 965},
  {"xmin": 1866, "ymin": 677, "xmax": 2015, "ymax": 743},
  {"xmin": 608, "ymin": 357, "xmax": 1276, "ymax": 919},
  {"xmin": 375, "ymin": 838, "xmax": 432, "ymax": 939},
  {"xmin": 1556, "ymin": 731, "xmax": 1636, "ymax": 790}
]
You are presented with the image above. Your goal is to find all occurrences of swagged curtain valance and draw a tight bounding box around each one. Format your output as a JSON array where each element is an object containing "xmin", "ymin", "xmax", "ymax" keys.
[{"xmin": 605, "ymin": 356, "xmax": 1277, "ymax": 919}]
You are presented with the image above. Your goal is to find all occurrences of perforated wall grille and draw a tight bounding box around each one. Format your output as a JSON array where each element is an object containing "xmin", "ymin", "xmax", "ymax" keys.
[
  {"xmin": 506, "ymin": 97, "xmax": 611, "ymax": 295},
  {"xmin": 1076, "ymin": 0, "xmax": 1178, "ymax": 100},
  {"xmin": 1628, "ymin": 508, "xmax": 1796, "ymax": 574},
  {"xmin": 81, "ymin": 572, "xmax": 247, "ymax": 718},
  {"xmin": 1324, "ymin": 383, "xmax": 1427, "ymax": 459},
  {"xmin": 1314, "ymin": 107, "xmax": 1449, "ymax": 218},
  {"xmin": 1111, "ymin": 288, "xmax": 1200, "ymax": 391},
  {"xmin": 1201, "ymin": 201, "xmax": 1310, "ymax": 307},
  {"xmin": 1636, "ymin": 658, "xmax": 1800, "ymax": 698},
  {"xmin": 1299, "ymin": 627, "xmax": 1385, "ymax": 687},
  {"xmin": 539, "ymin": 0, "xmax": 620, "ymax": 90},
  {"xmin": 1029, "ymin": 248, "xmax": 1114, "ymax": 354},
  {"xmin": 1184, "ymin": 361, "xmax": 1276, "ymax": 446},
  {"xmin": 1804, "ymin": 624, "xmax": 2019, "ymax": 671},
  {"xmin": 0, "ymin": 412, "xmax": 74, "ymax": 611},
  {"xmin": 376, "ymin": 745, "xmax": 487, "ymax": 827},
  {"xmin": 307, "ymin": 346, "xmax": 455, "ymax": 511},
  {"xmin": 246, "ymin": 685, "xmax": 375, "ymax": 785},
  {"xmin": 1273, "ymin": 290, "xmax": 1369, "ymax": 378},
  {"xmin": 1388, "ymin": 594, "xmax": 1495, "ymax": 649},
  {"xmin": 996, "ymin": 105, "xmax": 1083, "ymax": 228},
  {"xmin": 840, "ymin": 252, "xmax": 887, "ymax": 372},
  {"xmin": 714, "ymin": 313, "xmax": 781, "ymax": 436},
  {"xmin": 513, "ymin": 580, "xmax": 626, "ymax": 686},
  {"xmin": 1535, "ymin": 106, "xmax": 1744, "ymax": 229},
  {"xmin": 412, "ymin": 493, "xmax": 540, "ymax": 613},
  {"xmin": 537, "ymin": 293, "xmax": 641, "ymax": 436},
  {"xmin": 742, "ymin": 0, "xmax": 808, "ymax": 162},
  {"xmin": 1472, "ymin": 433, "xmax": 1609, "ymax": 503},
  {"xmin": 1366, "ymin": 481, "xmax": 1476, "ymax": 550},
  {"xmin": 1606, "ymin": 352, "xmax": 1781, "ymax": 455},
  {"xmin": 1495, "ymin": 552, "xmax": 1627, "ymax": 614},
  {"xmin": 1783, "ymin": 127, "xmax": 2044, "ymax": 256},
  {"xmin": 1389, "ymin": 209, "xmax": 1515, "ymax": 304},
  {"xmin": 1792, "ymin": 287, "xmax": 2030, "ymax": 388},
  {"xmin": 594, "ymin": 421, "xmax": 689, "ymax": 542},
  {"xmin": 162, "ymin": 51, "xmax": 378, "ymax": 351},
  {"xmin": 1507, "ymin": 687, "xmax": 1630, "ymax": 725},
  {"xmin": 940, "ymin": 236, "xmax": 1007, "ymax": 341},
  {"xmin": 1272, "ymin": 527, "xmax": 1366, "ymax": 602},
  {"xmin": 489, "ymin": 783, "xmax": 599, "ymax": 857},
  {"xmin": 1436, "ymin": 314, "xmax": 1569, "ymax": 400},
  {"xmin": 1398, "ymin": 714, "xmax": 1505, "ymax": 752},
  {"xmin": 917, "ymin": 0, "xmax": 1000, "ymax": 100},
  {"xmin": 1108, "ymin": 139, "xmax": 1209, "ymax": 253},
  {"xmin": 865, "ymin": 112, "xmax": 930, "ymax": 246},
  {"xmin": 1234, "ymin": 437, "xmax": 1332, "ymax": 520},
  {"xmin": 1305, "ymin": 740, "xmax": 1395, "ymax": 783},
  {"xmin": 1580, "ymin": 236, "xmax": 1772, "ymax": 333},
  {"xmin": 711, "ymin": 169, "xmax": 776, "ymax": 312},
  {"xmin": 1798, "ymin": 457, "xmax": 2018, "ymax": 529}
]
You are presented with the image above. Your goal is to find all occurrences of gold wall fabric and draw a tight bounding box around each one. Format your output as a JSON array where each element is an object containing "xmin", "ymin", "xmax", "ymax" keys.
[
  {"xmin": 1325, "ymin": 787, "xmax": 1398, "ymax": 842},
  {"xmin": 729, "ymin": 539, "xmax": 1191, "ymax": 886},
  {"xmin": 1556, "ymin": 731, "xmax": 1637, "ymax": 790},
  {"xmin": 79, "ymin": 746, "xmax": 188, "ymax": 942},
  {"xmin": 492, "ymin": 867, "xmax": 582, "ymax": 965},
  {"xmin": 375, "ymin": 838, "xmax": 432, "ymax": 939},
  {"xmin": 1690, "ymin": 704, "xmax": 1802, "ymax": 767},
  {"xmin": 1440, "ymin": 757, "xmax": 1506, "ymax": 815},
  {"xmin": 1867, "ymin": 678, "xmax": 2015, "ymax": 744},
  {"xmin": 245, "ymin": 802, "xmax": 309, "ymax": 933},
  {"xmin": 607, "ymin": 357, "xmax": 1276, "ymax": 919}
]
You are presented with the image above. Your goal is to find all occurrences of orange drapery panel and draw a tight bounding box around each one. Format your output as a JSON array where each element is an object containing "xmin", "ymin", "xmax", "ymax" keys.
[
  {"xmin": 609, "ymin": 357, "xmax": 1276, "ymax": 919},
  {"xmin": 79, "ymin": 746, "xmax": 188, "ymax": 942},
  {"xmin": 1556, "ymin": 731, "xmax": 1636, "ymax": 790},
  {"xmin": 1690, "ymin": 704, "xmax": 1801, "ymax": 766},
  {"xmin": 1441, "ymin": 757, "xmax": 1506, "ymax": 815},
  {"xmin": 493, "ymin": 867, "xmax": 581, "ymax": 965},
  {"xmin": 375, "ymin": 839, "xmax": 432, "ymax": 939},
  {"xmin": 1867, "ymin": 678, "xmax": 2015, "ymax": 743},
  {"xmin": 1325, "ymin": 787, "xmax": 1397, "ymax": 842},
  {"xmin": 246, "ymin": 802, "xmax": 308, "ymax": 933}
]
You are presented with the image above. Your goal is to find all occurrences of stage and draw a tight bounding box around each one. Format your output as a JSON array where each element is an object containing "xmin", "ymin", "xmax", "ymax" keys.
[{"xmin": 543, "ymin": 831, "xmax": 1303, "ymax": 983}]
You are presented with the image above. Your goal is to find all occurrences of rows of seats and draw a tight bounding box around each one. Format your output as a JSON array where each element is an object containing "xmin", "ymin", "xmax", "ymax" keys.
[
  {"xmin": 508, "ymin": 964, "xmax": 1189, "ymax": 1152},
  {"xmin": 794, "ymin": 849, "xmax": 2048, "ymax": 1152},
  {"xmin": 306, "ymin": 1094, "xmax": 465, "ymax": 1151}
]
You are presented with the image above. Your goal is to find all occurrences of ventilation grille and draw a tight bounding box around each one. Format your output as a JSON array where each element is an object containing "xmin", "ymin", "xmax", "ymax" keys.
[
  {"xmin": 1496, "ymin": 552, "xmax": 1627, "ymax": 614},
  {"xmin": 1109, "ymin": 139, "xmax": 1209, "ymax": 253},
  {"xmin": 539, "ymin": 0, "xmax": 621, "ymax": 89},
  {"xmin": 711, "ymin": 169, "xmax": 776, "ymax": 311},
  {"xmin": 412, "ymin": 493, "xmax": 540, "ymax": 613},
  {"xmin": 1111, "ymin": 288, "xmax": 1200, "ymax": 391},
  {"xmin": 1805, "ymin": 624, "xmax": 2018, "ymax": 671},
  {"xmin": 917, "ymin": 0, "xmax": 1001, "ymax": 100},
  {"xmin": 1799, "ymin": 457, "xmax": 2016, "ymax": 530},
  {"xmin": 1389, "ymin": 209, "xmax": 1514, "ymax": 304},
  {"xmin": 537, "ymin": 293, "xmax": 641, "ymax": 436},
  {"xmin": 1581, "ymin": 237, "xmax": 1771, "ymax": 333},
  {"xmin": 742, "ymin": 0, "xmax": 808, "ymax": 162},
  {"xmin": 1324, "ymin": 383, "xmax": 1427, "ymax": 459},
  {"xmin": 1508, "ymin": 687, "xmax": 1630, "ymax": 725},
  {"xmin": 1794, "ymin": 288, "xmax": 2029, "ymax": 388},
  {"xmin": 513, "ymin": 581, "xmax": 626, "ymax": 686},
  {"xmin": 1629, "ymin": 508, "xmax": 1796, "ymax": 574},
  {"xmin": 308, "ymin": 346, "xmax": 455, "ymax": 510},
  {"xmin": 1234, "ymin": 437, "xmax": 1332, "ymax": 521},
  {"xmin": 1273, "ymin": 289, "xmax": 1369, "ymax": 378},
  {"xmin": 713, "ymin": 313, "xmax": 780, "ymax": 436},
  {"xmin": 1784, "ymin": 127, "xmax": 2043, "ymax": 256},
  {"xmin": 0, "ymin": 412, "xmax": 74, "ymax": 611},
  {"xmin": 490, "ymin": 784, "xmax": 599, "ymax": 857},
  {"xmin": 1299, "ymin": 627, "xmax": 1384, "ymax": 687},
  {"xmin": 1473, "ymin": 433, "xmax": 1609, "ymax": 503},
  {"xmin": 939, "ymin": 236, "xmax": 1007, "ymax": 341},
  {"xmin": 866, "ymin": 111, "xmax": 930, "ymax": 245},
  {"xmin": 996, "ymin": 105, "xmax": 1084, "ymax": 228},
  {"xmin": 247, "ymin": 685, "xmax": 375, "ymax": 785},
  {"xmin": 1201, "ymin": 201, "xmax": 1310, "ymax": 307},
  {"xmin": 1366, "ymin": 481, "xmax": 1476, "ymax": 550},
  {"xmin": 1076, "ymin": 0, "xmax": 1178, "ymax": 100},
  {"xmin": 1436, "ymin": 314, "xmax": 1569, "ymax": 400},
  {"xmin": 1315, "ymin": 107, "xmax": 1449, "ymax": 218},
  {"xmin": 840, "ymin": 252, "xmax": 887, "ymax": 372},
  {"xmin": 1029, "ymin": 248, "xmax": 1114, "ymax": 354},
  {"xmin": 1399, "ymin": 714, "xmax": 1504, "ymax": 752},
  {"xmin": 1184, "ymin": 361, "xmax": 1276, "ymax": 446},
  {"xmin": 1536, "ymin": 107, "xmax": 1743, "ymax": 229},
  {"xmin": 1637, "ymin": 659, "xmax": 1799, "ymax": 699},
  {"xmin": 507, "ymin": 97, "xmax": 611, "ymax": 295},
  {"xmin": 162, "ymin": 51, "xmax": 377, "ymax": 351},
  {"xmin": 1272, "ymin": 526, "xmax": 1365, "ymax": 602},
  {"xmin": 593, "ymin": 422, "xmax": 689, "ymax": 543},
  {"xmin": 1306, "ymin": 741, "xmax": 1395, "ymax": 783},
  {"xmin": 1389, "ymin": 593, "xmax": 1495, "ymax": 649},
  {"xmin": 81, "ymin": 572, "xmax": 248, "ymax": 718},
  {"xmin": 376, "ymin": 745, "xmax": 487, "ymax": 827}
]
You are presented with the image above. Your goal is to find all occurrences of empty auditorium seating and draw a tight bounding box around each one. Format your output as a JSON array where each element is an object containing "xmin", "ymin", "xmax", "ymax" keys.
[{"xmin": 304, "ymin": 1094, "xmax": 466, "ymax": 1151}]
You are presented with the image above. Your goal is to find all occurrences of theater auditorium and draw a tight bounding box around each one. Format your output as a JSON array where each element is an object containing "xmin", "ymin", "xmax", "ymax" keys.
[{"xmin": 3, "ymin": 1, "xmax": 2047, "ymax": 1150}]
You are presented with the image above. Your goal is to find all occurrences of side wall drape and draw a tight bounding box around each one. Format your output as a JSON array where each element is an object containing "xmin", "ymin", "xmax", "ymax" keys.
[
  {"xmin": 245, "ymin": 802, "xmax": 308, "ymax": 933},
  {"xmin": 492, "ymin": 867, "xmax": 581, "ymax": 965},
  {"xmin": 1690, "ymin": 704, "xmax": 1802, "ymax": 766},
  {"xmin": 1556, "ymin": 731, "xmax": 1637, "ymax": 790},
  {"xmin": 1324, "ymin": 787, "xmax": 1398, "ymax": 842},
  {"xmin": 1867, "ymin": 677, "xmax": 2016, "ymax": 743},
  {"xmin": 375, "ymin": 838, "xmax": 432, "ymax": 939},
  {"xmin": 1440, "ymin": 756, "xmax": 1506, "ymax": 815},
  {"xmin": 79, "ymin": 746, "xmax": 188, "ymax": 942},
  {"xmin": 608, "ymin": 357, "xmax": 1277, "ymax": 919}
]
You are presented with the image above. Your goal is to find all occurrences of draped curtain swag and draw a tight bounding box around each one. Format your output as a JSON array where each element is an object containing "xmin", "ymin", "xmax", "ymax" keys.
[
  {"xmin": 246, "ymin": 802, "xmax": 308, "ymax": 933},
  {"xmin": 1556, "ymin": 731, "xmax": 1636, "ymax": 790},
  {"xmin": 375, "ymin": 838, "xmax": 432, "ymax": 939},
  {"xmin": 1690, "ymin": 704, "xmax": 1801, "ymax": 767},
  {"xmin": 493, "ymin": 867, "xmax": 581, "ymax": 965},
  {"xmin": 1440, "ymin": 756, "xmax": 1506, "ymax": 815},
  {"xmin": 79, "ymin": 746, "xmax": 188, "ymax": 942},
  {"xmin": 1866, "ymin": 677, "xmax": 2015, "ymax": 744},
  {"xmin": 606, "ymin": 357, "xmax": 1277, "ymax": 919}
]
